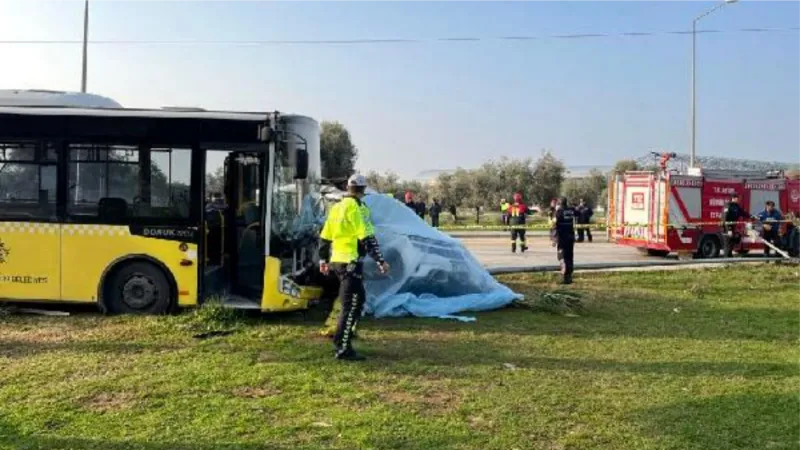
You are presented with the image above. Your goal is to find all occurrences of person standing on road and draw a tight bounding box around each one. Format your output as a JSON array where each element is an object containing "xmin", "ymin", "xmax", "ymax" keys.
[
  {"xmin": 430, "ymin": 198, "xmax": 442, "ymax": 228},
  {"xmin": 552, "ymin": 197, "xmax": 577, "ymax": 284},
  {"xmin": 575, "ymin": 199, "xmax": 594, "ymax": 243},
  {"xmin": 507, "ymin": 192, "xmax": 530, "ymax": 253},
  {"xmin": 757, "ymin": 200, "xmax": 783, "ymax": 256},
  {"xmin": 404, "ymin": 192, "xmax": 416, "ymax": 212},
  {"xmin": 500, "ymin": 198, "xmax": 510, "ymax": 226},
  {"xmin": 416, "ymin": 200, "xmax": 427, "ymax": 220},
  {"xmin": 319, "ymin": 174, "xmax": 390, "ymax": 361},
  {"xmin": 721, "ymin": 193, "xmax": 750, "ymax": 258}
]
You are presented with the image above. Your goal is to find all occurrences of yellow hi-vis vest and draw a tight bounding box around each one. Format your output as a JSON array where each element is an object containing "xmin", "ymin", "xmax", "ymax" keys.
[
  {"xmin": 501, "ymin": 202, "xmax": 510, "ymax": 212},
  {"xmin": 361, "ymin": 203, "xmax": 376, "ymax": 236},
  {"xmin": 320, "ymin": 197, "xmax": 371, "ymax": 263}
]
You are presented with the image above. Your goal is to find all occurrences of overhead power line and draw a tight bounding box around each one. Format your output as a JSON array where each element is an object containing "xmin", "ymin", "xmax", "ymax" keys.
[{"xmin": 0, "ymin": 27, "xmax": 797, "ymax": 46}]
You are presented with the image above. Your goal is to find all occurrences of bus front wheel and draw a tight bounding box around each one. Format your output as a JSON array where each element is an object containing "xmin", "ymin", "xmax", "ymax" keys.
[{"xmin": 104, "ymin": 262, "xmax": 173, "ymax": 315}]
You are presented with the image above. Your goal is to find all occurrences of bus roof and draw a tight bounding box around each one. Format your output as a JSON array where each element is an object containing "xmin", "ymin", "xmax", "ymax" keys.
[
  {"xmin": 0, "ymin": 89, "xmax": 123, "ymax": 108},
  {"xmin": 0, "ymin": 105, "xmax": 282, "ymax": 122}
]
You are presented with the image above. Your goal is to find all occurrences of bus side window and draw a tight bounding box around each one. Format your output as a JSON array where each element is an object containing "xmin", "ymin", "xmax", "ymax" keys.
[
  {"xmin": 0, "ymin": 141, "xmax": 57, "ymax": 220},
  {"xmin": 67, "ymin": 143, "xmax": 194, "ymax": 222}
]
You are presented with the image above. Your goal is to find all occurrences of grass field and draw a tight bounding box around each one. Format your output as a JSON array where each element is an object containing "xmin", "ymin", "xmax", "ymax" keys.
[{"xmin": 1, "ymin": 265, "xmax": 798, "ymax": 450}]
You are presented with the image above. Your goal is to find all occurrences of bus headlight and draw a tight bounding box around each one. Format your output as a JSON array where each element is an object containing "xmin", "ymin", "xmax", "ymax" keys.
[{"xmin": 279, "ymin": 277, "xmax": 301, "ymax": 297}]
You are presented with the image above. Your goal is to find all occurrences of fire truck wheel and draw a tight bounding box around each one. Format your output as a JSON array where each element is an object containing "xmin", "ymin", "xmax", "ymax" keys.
[
  {"xmin": 646, "ymin": 249, "xmax": 669, "ymax": 257},
  {"xmin": 696, "ymin": 235, "xmax": 721, "ymax": 259}
]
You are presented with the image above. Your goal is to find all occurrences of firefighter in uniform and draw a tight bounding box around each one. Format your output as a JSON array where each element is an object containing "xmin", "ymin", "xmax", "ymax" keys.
[
  {"xmin": 757, "ymin": 200, "xmax": 783, "ymax": 256},
  {"xmin": 319, "ymin": 174, "xmax": 390, "ymax": 361},
  {"xmin": 552, "ymin": 197, "xmax": 576, "ymax": 284},
  {"xmin": 575, "ymin": 199, "xmax": 593, "ymax": 243},
  {"xmin": 507, "ymin": 192, "xmax": 529, "ymax": 253},
  {"xmin": 721, "ymin": 193, "xmax": 750, "ymax": 257}
]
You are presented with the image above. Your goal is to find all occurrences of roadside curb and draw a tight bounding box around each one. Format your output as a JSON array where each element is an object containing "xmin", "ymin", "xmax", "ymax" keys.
[{"xmin": 487, "ymin": 257, "xmax": 789, "ymax": 275}]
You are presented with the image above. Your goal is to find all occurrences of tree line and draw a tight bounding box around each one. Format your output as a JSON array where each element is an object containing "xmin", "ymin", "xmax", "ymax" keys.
[{"xmin": 317, "ymin": 121, "xmax": 643, "ymax": 211}]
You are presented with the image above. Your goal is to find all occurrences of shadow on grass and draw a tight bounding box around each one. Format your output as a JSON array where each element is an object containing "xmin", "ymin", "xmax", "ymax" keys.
[
  {"xmin": 0, "ymin": 340, "xmax": 184, "ymax": 360},
  {"xmin": 369, "ymin": 300, "xmax": 799, "ymax": 343},
  {"xmin": 0, "ymin": 418, "xmax": 467, "ymax": 450},
  {"xmin": 634, "ymin": 393, "xmax": 799, "ymax": 450}
]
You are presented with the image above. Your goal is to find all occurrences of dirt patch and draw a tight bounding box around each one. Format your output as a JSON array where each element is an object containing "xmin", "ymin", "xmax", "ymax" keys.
[
  {"xmin": 232, "ymin": 385, "xmax": 282, "ymax": 399},
  {"xmin": 379, "ymin": 386, "xmax": 461, "ymax": 414},
  {"xmin": 80, "ymin": 392, "xmax": 136, "ymax": 413}
]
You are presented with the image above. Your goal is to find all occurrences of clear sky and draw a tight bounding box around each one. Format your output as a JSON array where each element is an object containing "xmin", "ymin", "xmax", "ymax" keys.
[{"xmin": 0, "ymin": 1, "xmax": 798, "ymax": 178}]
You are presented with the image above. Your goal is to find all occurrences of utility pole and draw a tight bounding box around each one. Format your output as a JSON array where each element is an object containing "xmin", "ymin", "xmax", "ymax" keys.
[
  {"xmin": 81, "ymin": 0, "xmax": 89, "ymax": 93},
  {"xmin": 690, "ymin": 0, "xmax": 738, "ymax": 168}
]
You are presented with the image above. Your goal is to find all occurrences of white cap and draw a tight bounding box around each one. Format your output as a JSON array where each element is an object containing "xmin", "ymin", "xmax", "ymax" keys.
[{"xmin": 348, "ymin": 174, "xmax": 367, "ymax": 187}]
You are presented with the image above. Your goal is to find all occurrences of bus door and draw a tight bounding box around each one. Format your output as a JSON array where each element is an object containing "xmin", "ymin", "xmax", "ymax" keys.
[
  {"xmin": 0, "ymin": 141, "xmax": 60, "ymax": 301},
  {"xmin": 223, "ymin": 151, "xmax": 265, "ymax": 299}
]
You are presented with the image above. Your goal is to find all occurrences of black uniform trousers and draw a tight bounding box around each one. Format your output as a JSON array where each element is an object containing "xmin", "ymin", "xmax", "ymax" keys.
[
  {"xmin": 431, "ymin": 215, "xmax": 440, "ymax": 228},
  {"xmin": 331, "ymin": 262, "xmax": 366, "ymax": 353},
  {"xmin": 557, "ymin": 238, "xmax": 575, "ymax": 277},
  {"xmin": 576, "ymin": 226, "xmax": 592, "ymax": 242},
  {"xmin": 762, "ymin": 231, "xmax": 779, "ymax": 256},
  {"xmin": 511, "ymin": 228, "xmax": 527, "ymax": 252},
  {"xmin": 723, "ymin": 231, "xmax": 742, "ymax": 258}
]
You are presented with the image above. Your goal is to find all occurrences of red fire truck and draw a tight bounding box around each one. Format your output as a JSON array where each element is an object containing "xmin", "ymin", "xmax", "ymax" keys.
[{"xmin": 608, "ymin": 166, "xmax": 800, "ymax": 258}]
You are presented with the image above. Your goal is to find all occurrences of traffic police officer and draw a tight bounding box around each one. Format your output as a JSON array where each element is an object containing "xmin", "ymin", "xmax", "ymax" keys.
[
  {"xmin": 320, "ymin": 194, "xmax": 379, "ymax": 339},
  {"xmin": 552, "ymin": 197, "xmax": 577, "ymax": 284},
  {"xmin": 721, "ymin": 193, "xmax": 750, "ymax": 257},
  {"xmin": 319, "ymin": 174, "xmax": 390, "ymax": 361}
]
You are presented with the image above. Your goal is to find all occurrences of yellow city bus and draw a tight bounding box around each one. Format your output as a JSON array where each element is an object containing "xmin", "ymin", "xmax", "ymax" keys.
[{"xmin": 0, "ymin": 103, "xmax": 322, "ymax": 314}]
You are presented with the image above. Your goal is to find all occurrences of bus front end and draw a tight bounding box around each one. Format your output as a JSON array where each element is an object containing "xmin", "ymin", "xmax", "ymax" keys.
[{"xmin": 259, "ymin": 114, "xmax": 324, "ymax": 312}]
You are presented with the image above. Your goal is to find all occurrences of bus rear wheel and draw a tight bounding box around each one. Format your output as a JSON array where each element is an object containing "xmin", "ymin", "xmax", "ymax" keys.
[{"xmin": 104, "ymin": 262, "xmax": 172, "ymax": 315}]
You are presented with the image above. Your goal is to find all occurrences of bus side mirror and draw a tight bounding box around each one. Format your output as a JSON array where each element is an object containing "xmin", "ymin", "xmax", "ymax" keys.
[{"xmin": 295, "ymin": 149, "xmax": 309, "ymax": 180}]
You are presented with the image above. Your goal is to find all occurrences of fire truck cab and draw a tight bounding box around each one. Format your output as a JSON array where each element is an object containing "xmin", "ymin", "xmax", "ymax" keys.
[{"xmin": 608, "ymin": 168, "xmax": 800, "ymax": 258}]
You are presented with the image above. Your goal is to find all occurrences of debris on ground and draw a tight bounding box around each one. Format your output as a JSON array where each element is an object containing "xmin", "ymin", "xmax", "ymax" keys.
[{"xmin": 511, "ymin": 289, "xmax": 583, "ymax": 316}]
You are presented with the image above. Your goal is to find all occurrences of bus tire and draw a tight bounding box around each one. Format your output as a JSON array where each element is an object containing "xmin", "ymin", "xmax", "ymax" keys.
[
  {"xmin": 103, "ymin": 261, "xmax": 173, "ymax": 315},
  {"xmin": 696, "ymin": 235, "xmax": 720, "ymax": 259}
]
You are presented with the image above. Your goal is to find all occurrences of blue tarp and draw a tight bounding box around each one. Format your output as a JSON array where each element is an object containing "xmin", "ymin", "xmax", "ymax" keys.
[{"xmin": 357, "ymin": 194, "xmax": 522, "ymax": 321}]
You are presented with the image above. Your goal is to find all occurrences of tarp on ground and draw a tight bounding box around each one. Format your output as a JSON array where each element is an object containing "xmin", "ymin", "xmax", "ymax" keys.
[{"xmin": 299, "ymin": 188, "xmax": 521, "ymax": 321}]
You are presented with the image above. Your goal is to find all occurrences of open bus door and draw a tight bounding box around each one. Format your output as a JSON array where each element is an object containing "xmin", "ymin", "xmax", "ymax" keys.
[{"xmin": 201, "ymin": 117, "xmax": 319, "ymax": 311}]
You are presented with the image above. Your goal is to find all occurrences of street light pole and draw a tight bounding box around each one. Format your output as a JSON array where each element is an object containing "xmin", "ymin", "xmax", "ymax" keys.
[
  {"xmin": 81, "ymin": 0, "xmax": 89, "ymax": 93},
  {"xmin": 690, "ymin": 0, "xmax": 738, "ymax": 169}
]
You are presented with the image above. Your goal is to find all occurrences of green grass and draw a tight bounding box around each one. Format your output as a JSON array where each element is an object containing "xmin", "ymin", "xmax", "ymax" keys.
[{"xmin": 0, "ymin": 265, "xmax": 798, "ymax": 450}]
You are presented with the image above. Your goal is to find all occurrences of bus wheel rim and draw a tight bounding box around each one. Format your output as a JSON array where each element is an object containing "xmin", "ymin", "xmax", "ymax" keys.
[{"xmin": 121, "ymin": 275, "xmax": 158, "ymax": 309}]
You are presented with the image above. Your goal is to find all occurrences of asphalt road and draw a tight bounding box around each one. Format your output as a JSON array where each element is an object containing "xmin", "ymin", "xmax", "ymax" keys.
[{"xmin": 456, "ymin": 235, "xmax": 654, "ymax": 269}]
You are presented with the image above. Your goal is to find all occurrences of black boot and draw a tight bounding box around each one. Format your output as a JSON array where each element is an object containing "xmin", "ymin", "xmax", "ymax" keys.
[
  {"xmin": 335, "ymin": 348, "xmax": 366, "ymax": 361},
  {"xmin": 521, "ymin": 244, "xmax": 528, "ymax": 253},
  {"xmin": 511, "ymin": 242, "xmax": 517, "ymax": 253},
  {"xmin": 561, "ymin": 274, "xmax": 573, "ymax": 285}
]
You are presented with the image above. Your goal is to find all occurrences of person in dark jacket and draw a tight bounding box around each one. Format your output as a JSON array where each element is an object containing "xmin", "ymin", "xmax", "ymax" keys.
[
  {"xmin": 507, "ymin": 192, "xmax": 530, "ymax": 253},
  {"xmin": 757, "ymin": 200, "xmax": 783, "ymax": 256},
  {"xmin": 721, "ymin": 193, "xmax": 750, "ymax": 257},
  {"xmin": 416, "ymin": 201, "xmax": 427, "ymax": 219},
  {"xmin": 429, "ymin": 199, "xmax": 442, "ymax": 228},
  {"xmin": 575, "ymin": 199, "xmax": 594, "ymax": 243},
  {"xmin": 404, "ymin": 192, "xmax": 416, "ymax": 212},
  {"xmin": 449, "ymin": 204, "xmax": 458, "ymax": 222},
  {"xmin": 552, "ymin": 197, "xmax": 577, "ymax": 284}
]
